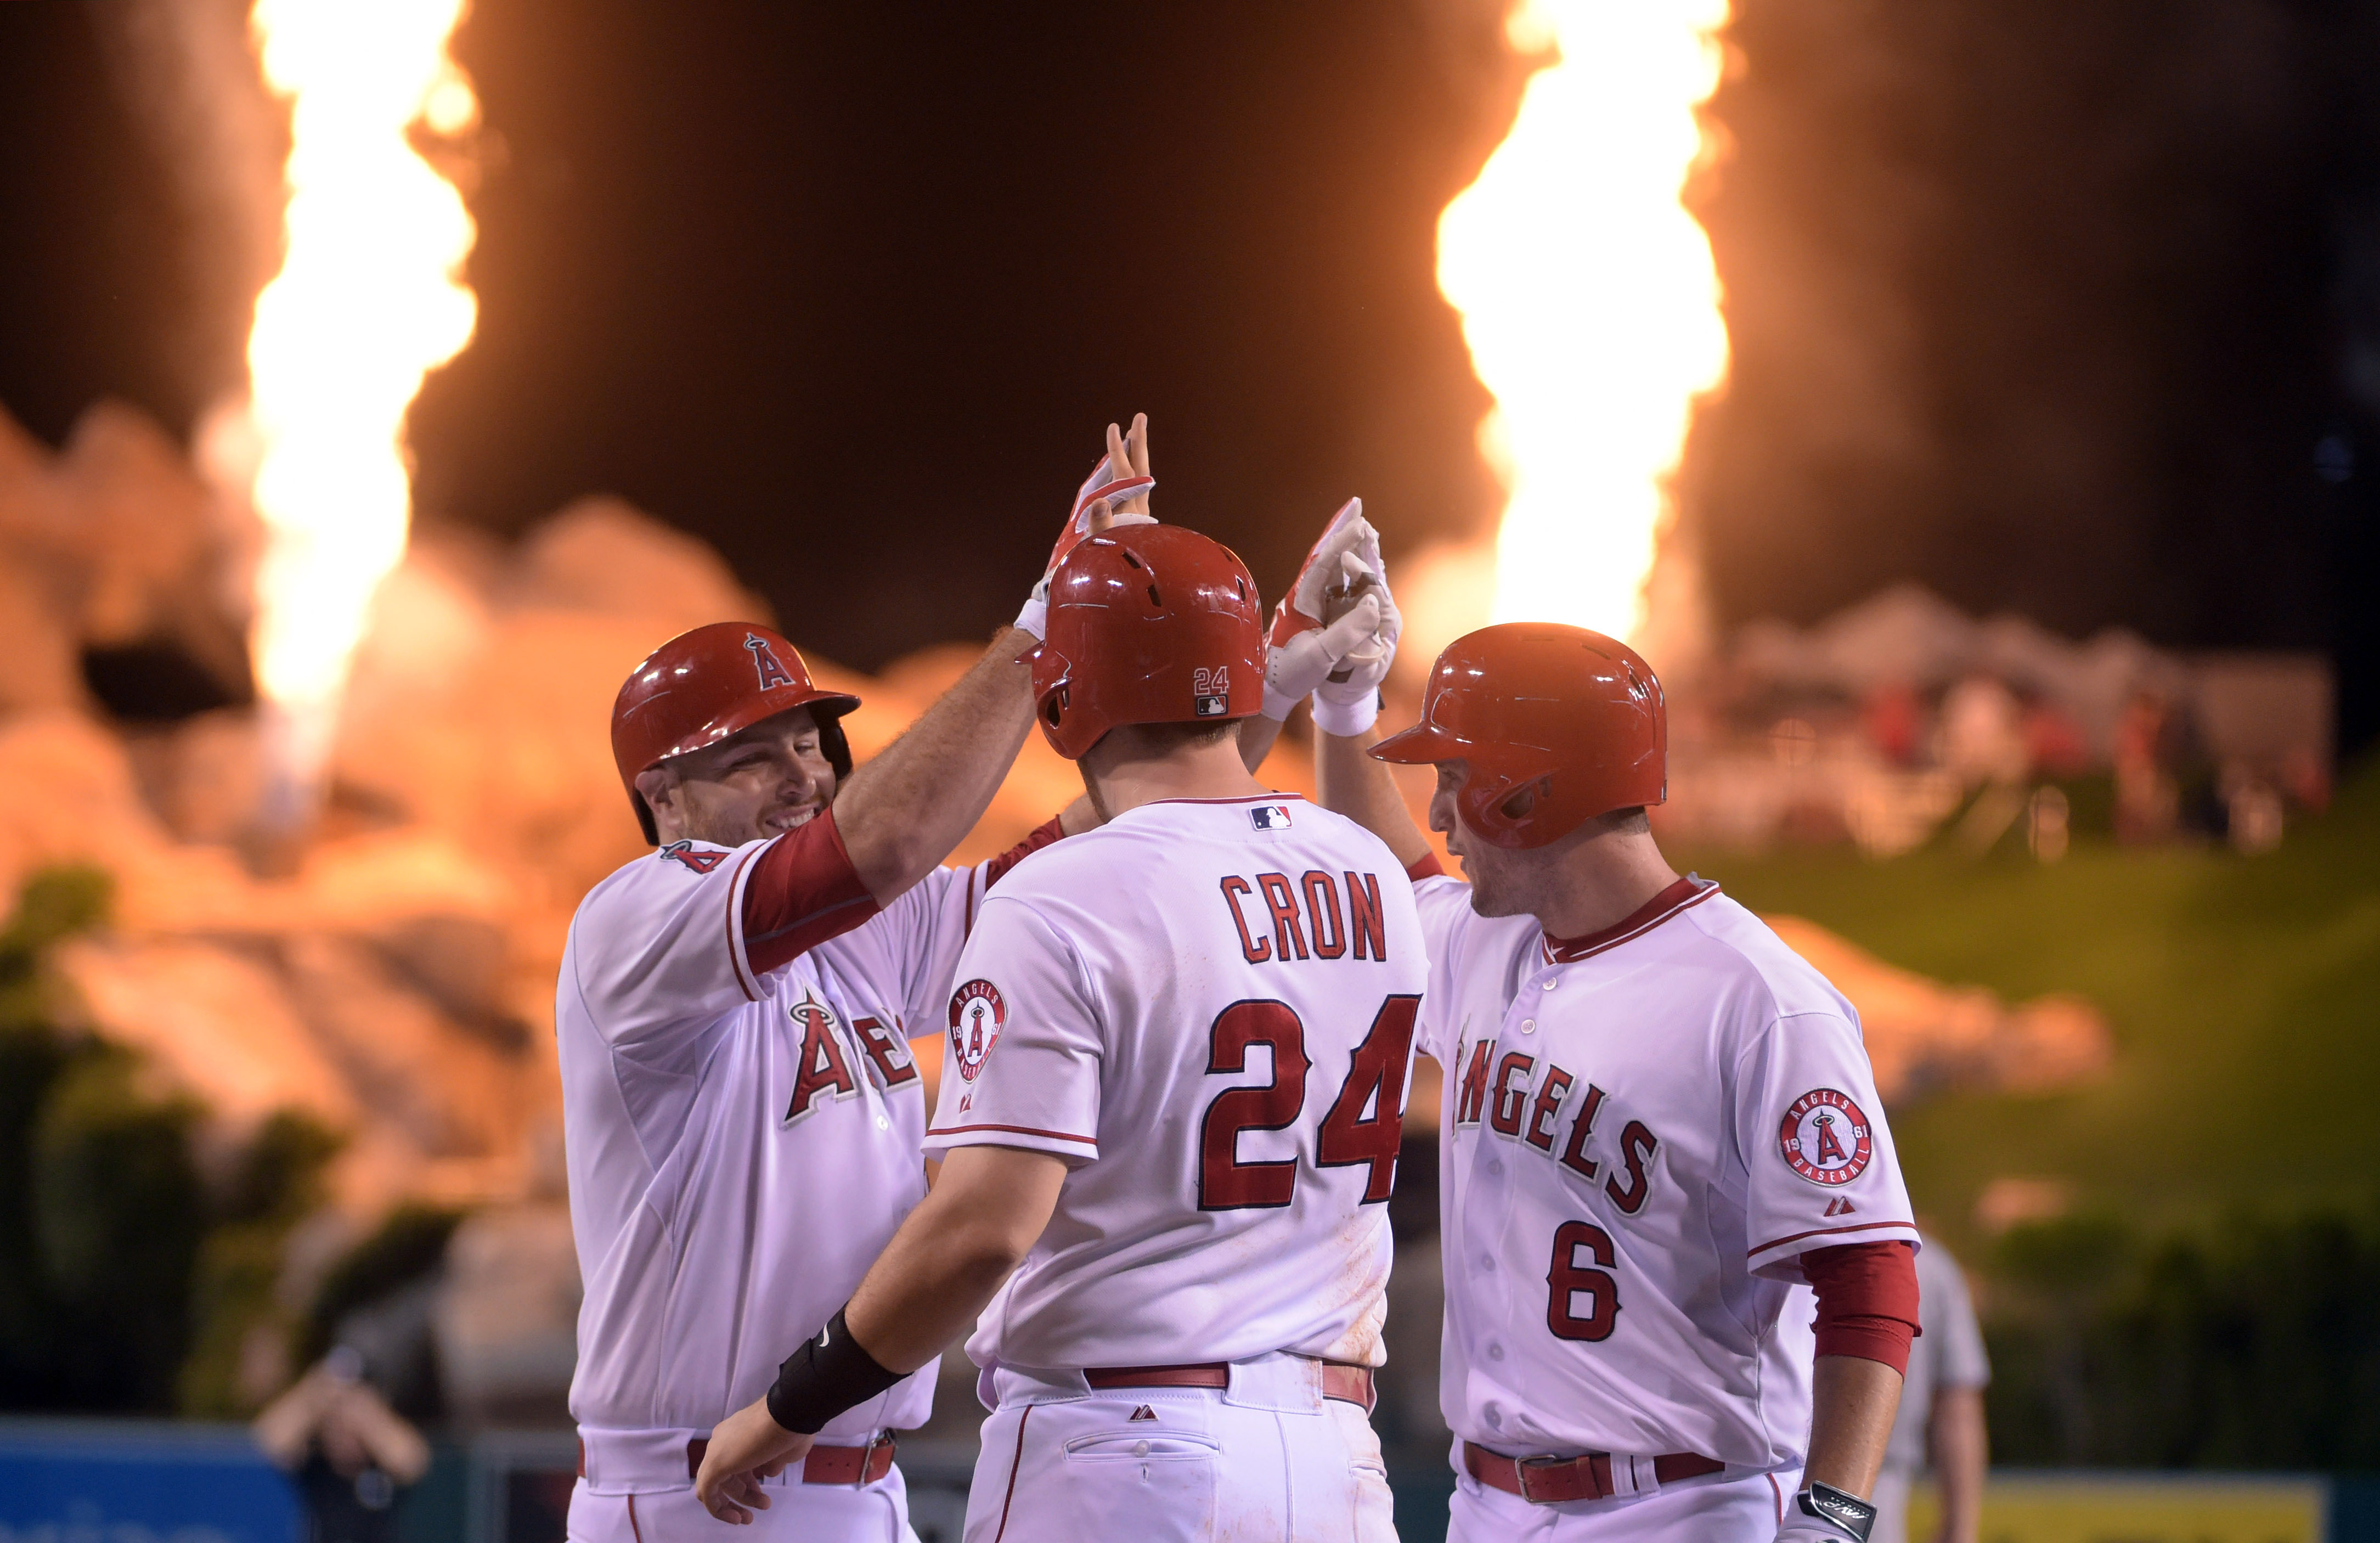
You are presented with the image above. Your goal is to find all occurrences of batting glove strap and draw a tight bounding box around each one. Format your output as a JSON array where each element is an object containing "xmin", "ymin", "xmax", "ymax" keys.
[
  {"xmin": 1775, "ymin": 1483, "xmax": 1876, "ymax": 1543},
  {"xmin": 764, "ymin": 1307, "xmax": 905, "ymax": 1435}
]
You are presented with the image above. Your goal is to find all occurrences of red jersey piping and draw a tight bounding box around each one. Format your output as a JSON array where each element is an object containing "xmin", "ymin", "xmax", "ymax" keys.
[
  {"xmin": 928, "ymin": 1122, "xmax": 1098, "ymax": 1148},
  {"xmin": 1541, "ymin": 876, "xmax": 1718, "ymax": 965},
  {"xmin": 1747, "ymin": 1218, "xmax": 1917, "ymax": 1258},
  {"xmin": 1141, "ymin": 793, "xmax": 1310, "ymax": 808}
]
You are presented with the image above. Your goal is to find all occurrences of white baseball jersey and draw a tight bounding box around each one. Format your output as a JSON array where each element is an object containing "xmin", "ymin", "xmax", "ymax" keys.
[
  {"xmin": 1413, "ymin": 870, "xmax": 1916, "ymax": 1471},
  {"xmin": 558, "ymin": 812, "xmax": 1057, "ymax": 1453},
  {"xmin": 922, "ymin": 793, "xmax": 1429, "ymax": 1374}
]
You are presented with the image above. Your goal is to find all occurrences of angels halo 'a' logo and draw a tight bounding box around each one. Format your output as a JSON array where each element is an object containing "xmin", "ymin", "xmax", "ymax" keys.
[
  {"xmin": 746, "ymin": 632, "xmax": 797, "ymax": 691},
  {"xmin": 948, "ymin": 979, "xmax": 1006, "ymax": 1083},
  {"xmin": 1778, "ymin": 1088, "xmax": 1874, "ymax": 1187},
  {"xmin": 658, "ymin": 840, "xmax": 727, "ymax": 874}
]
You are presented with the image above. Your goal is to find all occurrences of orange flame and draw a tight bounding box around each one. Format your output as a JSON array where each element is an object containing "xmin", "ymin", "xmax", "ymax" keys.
[
  {"xmin": 1436, "ymin": 0, "xmax": 1729, "ymax": 646},
  {"xmin": 240, "ymin": 0, "xmax": 478, "ymax": 816}
]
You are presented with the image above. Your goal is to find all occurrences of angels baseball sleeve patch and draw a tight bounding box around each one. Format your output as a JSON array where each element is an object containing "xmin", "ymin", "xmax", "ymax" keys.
[
  {"xmin": 1778, "ymin": 1088, "xmax": 1874, "ymax": 1186},
  {"xmin": 948, "ymin": 978, "xmax": 1006, "ymax": 1083}
]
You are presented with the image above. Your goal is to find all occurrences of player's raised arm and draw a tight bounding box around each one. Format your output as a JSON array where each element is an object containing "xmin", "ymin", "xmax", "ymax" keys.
[
  {"xmin": 825, "ymin": 415, "xmax": 1151, "ymax": 906},
  {"xmin": 1267, "ymin": 506, "xmax": 1434, "ymax": 869}
]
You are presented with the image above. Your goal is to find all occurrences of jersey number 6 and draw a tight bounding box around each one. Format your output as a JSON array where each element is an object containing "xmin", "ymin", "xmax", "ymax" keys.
[
  {"xmin": 1547, "ymin": 1220, "xmax": 1621, "ymax": 1341},
  {"xmin": 1198, "ymin": 995, "xmax": 1422, "ymax": 1210}
]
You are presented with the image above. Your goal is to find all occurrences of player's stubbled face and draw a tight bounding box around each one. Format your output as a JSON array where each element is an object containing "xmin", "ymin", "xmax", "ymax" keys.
[
  {"xmin": 659, "ymin": 708, "xmax": 837, "ymax": 847},
  {"xmin": 1430, "ymin": 759, "xmax": 1540, "ymax": 919}
]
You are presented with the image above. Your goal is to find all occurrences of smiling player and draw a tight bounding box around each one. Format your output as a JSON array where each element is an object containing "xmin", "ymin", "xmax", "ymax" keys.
[{"xmin": 557, "ymin": 421, "xmax": 1153, "ymax": 1542}]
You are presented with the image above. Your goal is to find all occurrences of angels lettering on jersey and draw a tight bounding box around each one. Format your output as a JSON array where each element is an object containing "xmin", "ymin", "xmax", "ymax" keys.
[
  {"xmin": 783, "ymin": 990, "xmax": 919, "ymax": 1128},
  {"xmin": 1452, "ymin": 1024, "xmax": 1661, "ymax": 1221}
]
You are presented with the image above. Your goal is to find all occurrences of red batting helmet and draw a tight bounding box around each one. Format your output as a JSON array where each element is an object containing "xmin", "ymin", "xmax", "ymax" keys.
[
  {"xmin": 611, "ymin": 622, "xmax": 861, "ymax": 844},
  {"xmin": 1031, "ymin": 524, "xmax": 1265, "ymax": 760},
  {"xmin": 1371, "ymin": 623, "xmax": 1665, "ymax": 849}
]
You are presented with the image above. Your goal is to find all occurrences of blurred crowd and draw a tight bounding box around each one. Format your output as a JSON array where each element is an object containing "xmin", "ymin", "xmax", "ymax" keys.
[{"xmin": 1658, "ymin": 583, "xmax": 2332, "ymax": 858}]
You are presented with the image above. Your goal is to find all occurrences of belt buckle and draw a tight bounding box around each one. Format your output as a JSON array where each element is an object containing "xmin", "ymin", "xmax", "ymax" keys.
[{"xmin": 1512, "ymin": 1452, "xmax": 1566, "ymax": 1505}]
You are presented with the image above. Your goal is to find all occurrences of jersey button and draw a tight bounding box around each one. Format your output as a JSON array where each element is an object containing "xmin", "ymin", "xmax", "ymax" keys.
[
  {"xmin": 1543, "ymin": 978, "xmax": 1558, "ymax": 990},
  {"xmin": 1486, "ymin": 1343, "xmax": 1506, "ymax": 1362},
  {"xmin": 1520, "ymin": 1018, "xmax": 1536, "ymax": 1034},
  {"xmin": 1487, "ymin": 1159, "xmax": 1504, "ymax": 1177},
  {"xmin": 1480, "ymin": 1254, "xmax": 1496, "ymax": 1272}
]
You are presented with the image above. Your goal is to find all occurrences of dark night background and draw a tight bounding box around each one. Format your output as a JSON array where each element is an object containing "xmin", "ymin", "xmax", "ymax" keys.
[{"xmin": 3, "ymin": 0, "xmax": 2375, "ymax": 753}]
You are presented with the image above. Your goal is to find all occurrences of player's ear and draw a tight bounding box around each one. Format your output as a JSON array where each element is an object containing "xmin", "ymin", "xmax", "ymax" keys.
[{"xmin": 635, "ymin": 764, "xmax": 681, "ymax": 819}]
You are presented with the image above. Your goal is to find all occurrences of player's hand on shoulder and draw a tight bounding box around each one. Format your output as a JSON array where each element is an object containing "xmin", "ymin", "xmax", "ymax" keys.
[
  {"xmin": 1015, "ymin": 413, "xmax": 1157, "ymax": 640},
  {"xmin": 691, "ymin": 1396, "xmax": 813, "ymax": 1523},
  {"xmin": 1263, "ymin": 496, "xmax": 1400, "ymax": 734}
]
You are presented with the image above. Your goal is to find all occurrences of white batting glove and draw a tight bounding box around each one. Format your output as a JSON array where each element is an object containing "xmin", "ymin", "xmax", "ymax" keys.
[
  {"xmin": 1263, "ymin": 498, "xmax": 1385, "ymax": 724},
  {"xmin": 1013, "ymin": 442, "xmax": 1155, "ymax": 640},
  {"xmin": 1310, "ymin": 521, "xmax": 1400, "ymax": 737}
]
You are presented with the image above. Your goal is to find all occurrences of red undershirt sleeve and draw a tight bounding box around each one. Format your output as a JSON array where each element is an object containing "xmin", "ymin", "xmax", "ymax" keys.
[
  {"xmin": 1405, "ymin": 852, "xmax": 1445, "ymax": 882},
  {"xmin": 1803, "ymin": 1240, "xmax": 1921, "ymax": 1376},
  {"xmin": 742, "ymin": 808, "xmax": 882, "ymax": 975},
  {"xmin": 984, "ymin": 815, "xmax": 1066, "ymax": 892}
]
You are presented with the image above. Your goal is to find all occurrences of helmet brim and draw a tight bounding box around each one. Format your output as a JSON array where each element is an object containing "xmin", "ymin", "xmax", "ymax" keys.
[
  {"xmin": 644, "ymin": 690, "xmax": 861, "ymax": 773},
  {"xmin": 1369, "ymin": 721, "xmax": 1463, "ymax": 764}
]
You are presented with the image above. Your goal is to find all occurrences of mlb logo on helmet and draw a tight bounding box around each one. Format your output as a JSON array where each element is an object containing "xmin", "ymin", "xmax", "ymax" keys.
[
  {"xmin": 1249, "ymin": 803, "xmax": 1294, "ymax": 831},
  {"xmin": 1192, "ymin": 664, "xmax": 1230, "ymax": 718}
]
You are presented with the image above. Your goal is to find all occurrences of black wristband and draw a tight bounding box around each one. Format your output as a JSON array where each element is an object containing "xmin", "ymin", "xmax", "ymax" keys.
[
  {"xmin": 1795, "ymin": 1482, "xmax": 1877, "ymax": 1541},
  {"xmin": 764, "ymin": 1307, "xmax": 905, "ymax": 1435}
]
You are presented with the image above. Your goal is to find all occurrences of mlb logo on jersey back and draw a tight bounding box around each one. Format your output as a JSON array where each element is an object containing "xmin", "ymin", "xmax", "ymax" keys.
[
  {"xmin": 1192, "ymin": 664, "xmax": 1230, "ymax": 718},
  {"xmin": 1249, "ymin": 803, "xmax": 1294, "ymax": 831}
]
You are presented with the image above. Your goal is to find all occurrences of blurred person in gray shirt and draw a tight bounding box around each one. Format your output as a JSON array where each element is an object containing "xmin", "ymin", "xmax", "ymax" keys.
[{"xmin": 1872, "ymin": 1234, "xmax": 1990, "ymax": 1543}]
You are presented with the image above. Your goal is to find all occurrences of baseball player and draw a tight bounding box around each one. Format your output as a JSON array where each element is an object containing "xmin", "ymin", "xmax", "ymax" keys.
[
  {"xmin": 692, "ymin": 521, "xmax": 1423, "ymax": 1542},
  {"xmin": 1869, "ymin": 1232, "xmax": 1989, "ymax": 1543},
  {"xmin": 559, "ymin": 423, "xmax": 1159, "ymax": 1541},
  {"xmin": 1299, "ymin": 576, "xmax": 1921, "ymax": 1538}
]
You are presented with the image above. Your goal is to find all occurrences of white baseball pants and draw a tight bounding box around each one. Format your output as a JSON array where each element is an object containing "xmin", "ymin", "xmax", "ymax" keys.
[
  {"xmin": 963, "ymin": 1354, "xmax": 1396, "ymax": 1542},
  {"xmin": 565, "ymin": 1465, "xmax": 918, "ymax": 1542},
  {"xmin": 1446, "ymin": 1455, "xmax": 1794, "ymax": 1542}
]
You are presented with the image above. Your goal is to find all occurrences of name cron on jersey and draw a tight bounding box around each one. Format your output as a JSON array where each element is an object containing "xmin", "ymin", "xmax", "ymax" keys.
[
  {"xmin": 1451, "ymin": 1030, "xmax": 1661, "ymax": 1215},
  {"xmin": 782, "ymin": 994, "xmax": 921, "ymax": 1127},
  {"xmin": 1217, "ymin": 870, "xmax": 1391, "ymax": 964}
]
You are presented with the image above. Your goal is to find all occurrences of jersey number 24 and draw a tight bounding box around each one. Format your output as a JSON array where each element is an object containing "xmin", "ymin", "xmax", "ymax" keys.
[{"xmin": 1198, "ymin": 995, "xmax": 1422, "ymax": 1211}]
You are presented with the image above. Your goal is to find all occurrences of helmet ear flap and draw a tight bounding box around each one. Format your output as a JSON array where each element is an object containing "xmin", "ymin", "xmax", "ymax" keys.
[
  {"xmin": 1497, "ymin": 776, "xmax": 1552, "ymax": 824},
  {"xmin": 817, "ymin": 712, "xmax": 855, "ymax": 784}
]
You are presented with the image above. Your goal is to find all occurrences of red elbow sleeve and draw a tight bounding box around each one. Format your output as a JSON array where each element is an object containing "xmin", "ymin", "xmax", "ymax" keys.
[
  {"xmin": 1803, "ymin": 1241, "xmax": 1920, "ymax": 1376},
  {"xmin": 984, "ymin": 815, "xmax": 1067, "ymax": 892},
  {"xmin": 1406, "ymin": 852, "xmax": 1445, "ymax": 882},
  {"xmin": 743, "ymin": 810, "xmax": 881, "ymax": 975}
]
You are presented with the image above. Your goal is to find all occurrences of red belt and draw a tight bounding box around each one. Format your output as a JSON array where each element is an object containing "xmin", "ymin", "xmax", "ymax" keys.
[
  {"xmin": 574, "ymin": 1432, "xmax": 897, "ymax": 1486},
  {"xmin": 1463, "ymin": 1441, "xmax": 1723, "ymax": 1504},
  {"xmin": 1083, "ymin": 1359, "xmax": 1376, "ymax": 1412}
]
